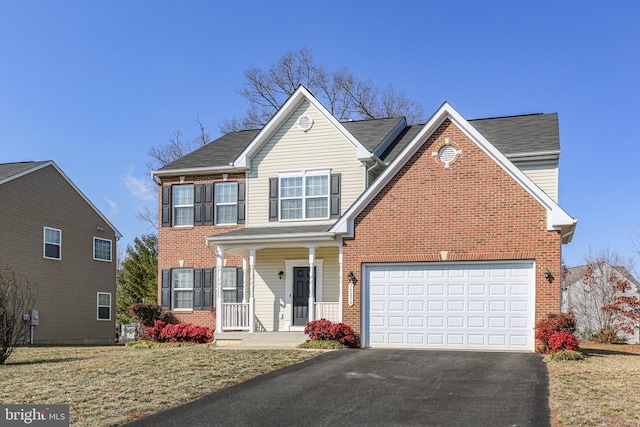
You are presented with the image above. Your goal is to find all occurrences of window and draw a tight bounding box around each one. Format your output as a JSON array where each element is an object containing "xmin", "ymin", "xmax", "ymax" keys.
[
  {"xmin": 43, "ymin": 227, "xmax": 61, "ymax": 259},
  {"xmin": 215, "ymin": 182, "xmax": 238, "ymax": 225},
  {"xmin": 280, "ymin": 171, "xmax": 329, "ymax": 220},
  {"xmin": 93, "ymin": 237, "xmax": 112, "ymax": 262},
  {"xmin": 97, "ymin": 293, "xmax": 111, "ymax": 320},
  {"xmin": 173, "ymin": 185, "xmax": 194, "ymax": 226},
  {"xmin": 172, "ymin": 268, "xmax": 194, "ymax": 310},
  {"xmin": 221, "ymin": 267, "xmax": 241, "ymax": 303}
]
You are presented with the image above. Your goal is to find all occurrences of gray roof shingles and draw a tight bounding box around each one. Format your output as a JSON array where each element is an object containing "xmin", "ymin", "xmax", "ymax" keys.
[
  {"xmin": 0, "ymin": 161, "xmax": 47, "ymax": 181},
  {"xmin": 156, "ymin": 112, "xmax": 559, "ymax": 173}
]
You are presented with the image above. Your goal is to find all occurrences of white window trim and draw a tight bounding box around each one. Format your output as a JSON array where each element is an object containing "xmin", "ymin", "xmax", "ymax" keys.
[
  {"xmin": 172, "ymin": 184, "xmax": 195, "ymax": 227},
  {"xmin": 93, "ymin": 237, "xmax": 113, "ymax": 262},
  {"xmin": 279, "ymin": 169, "xmax": 330, "ymax": 221},
  {"xmin": 215, "ymin": 182, "xmax": 238, "ymax": 226},
  {"xmin": 43, "ymin": 226, "xmax": 62, "ymax": 260},
  {"xmin": 172, "ymin": 268, "xmax": 194, "ymax": 311},
  {"xmin": 97, "ymin": 292, "xmax": 112, "ymax": 321}
]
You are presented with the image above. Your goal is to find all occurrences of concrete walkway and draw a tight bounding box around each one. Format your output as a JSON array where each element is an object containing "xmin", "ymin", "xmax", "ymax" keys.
[{"xmin": 213, "ymin": 331, "xmax": 308, "ymax": 349}]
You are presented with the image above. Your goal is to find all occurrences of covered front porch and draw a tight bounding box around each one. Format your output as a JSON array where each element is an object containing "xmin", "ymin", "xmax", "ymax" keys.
[{"xmin": 206, "ymin": 226, "xmax": 344, "ymax": 334}]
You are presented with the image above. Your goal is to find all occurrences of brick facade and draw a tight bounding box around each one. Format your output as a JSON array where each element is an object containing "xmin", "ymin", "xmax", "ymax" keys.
[
  {"xmin": 157, "ymin": 173, "xmax": 244, "ymax": 328},
  {"xmin": 341, "ymin": 119, "xmax": 562, "ymax": 337}
]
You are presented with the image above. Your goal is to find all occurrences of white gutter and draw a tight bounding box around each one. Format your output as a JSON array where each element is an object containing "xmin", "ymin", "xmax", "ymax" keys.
[{"xmin": 206, "ymin": 232, "xmax": 336, "ymax": 246}]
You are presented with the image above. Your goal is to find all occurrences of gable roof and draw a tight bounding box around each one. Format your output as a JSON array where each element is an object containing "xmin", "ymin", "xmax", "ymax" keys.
[
  {"xmin": 234, "ymin": 86, "xmax": 373, "ymax": 169},
  {"xmin": 565, "ymin": 264, "xmax": 640, "ymax": 289},
  {"xmin": 330, "ymin": 102, "xmax": 577, "ymax": 242},
  {"xmin": 0, "ymin": 161, "xmax": 122, "ymax": 238},
  {"xmin": 342, "ymin": 117, "xmax": 406, "ymax": 154}
]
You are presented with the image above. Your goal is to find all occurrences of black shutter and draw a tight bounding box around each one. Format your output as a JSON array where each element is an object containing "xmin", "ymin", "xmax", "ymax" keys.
[
  {"xmin": 236, "ymin": 268, "xmax": 244, "ymax": 303},
  {"xmin": 203, "ymin": 268, "xmax": 213, "ymax": 309},
  {"xmin": 330, "ymin": 173, "xmax": 341, "ymax": 218},
  {"xmin": 193, "ymin": 269, "xmax": 203, "ymax": 310},
  {"xmin": 161, "ymin": 269, "xmax": 171, "ymax": 310},
  {"xmin": 237, "ymin": 182, "xmax": 246, "ymax": 224},
  {"xmin": 203, "ymin": 184, "xmax": 214, "ymax": 225},
  {"xmin": 161, "ymin": 186, "xmax": 172, "ymax": 227},
  {"xmin": 269, "ymin": 177, "xmax": 278, "ymax": 222},
  {"xmin": 193, "ymin": 184, "xmax": 204, "ymax": 226}
]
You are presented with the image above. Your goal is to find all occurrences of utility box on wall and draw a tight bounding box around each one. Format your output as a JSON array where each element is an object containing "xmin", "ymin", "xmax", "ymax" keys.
[{"xmin": 29, "ymin": 309, "xmax": 39, "ymax": 326}]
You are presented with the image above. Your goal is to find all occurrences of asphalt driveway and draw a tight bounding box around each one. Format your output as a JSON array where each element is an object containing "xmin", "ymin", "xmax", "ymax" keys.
[{"xmin": 123, "ymin": 350, "xmax": 549, "ymax": 426}]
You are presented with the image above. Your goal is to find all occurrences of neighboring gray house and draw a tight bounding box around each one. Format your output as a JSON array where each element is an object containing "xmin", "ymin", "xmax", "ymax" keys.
[
  {"xmin": 0, "ymin": 161, "xmax": 121, "ymax": 344},
  {"xmin": 563, "ymin": 263, "xmax": 640, "ymax": 344}
]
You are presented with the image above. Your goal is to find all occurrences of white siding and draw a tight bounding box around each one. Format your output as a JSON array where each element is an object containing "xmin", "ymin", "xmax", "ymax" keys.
[
  {"xmin": 247, "ymin": 100, "xmax": 367, "ymax": 227},
  {"xmin": 513, "ymin": 160, "xmax": 559, "ymax": 202},
  {"xmin": 253, "ymin": 246, "xmax": 340, "ymax": 331}
]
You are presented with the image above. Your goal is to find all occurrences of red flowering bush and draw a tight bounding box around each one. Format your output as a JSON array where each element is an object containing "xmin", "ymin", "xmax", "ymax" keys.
[
  {"xmin": 144, "ymin": 320, "xmax": 213, "ymax": 343},
  {"xmin": 305, "ymin": 319, "xmax": 358, "ymax": 347},
  {"xmin": 548, "ymin": 332, "xmax": 579, "ymax": 352},
  {"xmin": 535, "ymin": 312, "xmax": 578, "ymax": 353}
]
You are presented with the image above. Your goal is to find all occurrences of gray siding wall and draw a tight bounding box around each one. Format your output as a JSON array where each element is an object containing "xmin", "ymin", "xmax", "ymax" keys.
[{"xmin": 0, "ymin": 165, "xmax": 117, "ymax": 344}]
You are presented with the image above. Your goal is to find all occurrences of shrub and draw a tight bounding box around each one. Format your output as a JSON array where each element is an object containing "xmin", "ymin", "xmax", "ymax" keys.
[
  {"xmin": 305, "ymin": 319, "xmax": 358, "ymax": 348},
  {"xmin": 304, "ymin": 319, "xmax": 334, "ymax": 341},
  {"xmin": 143, "ymin": 320, "xmax": 213, "ymax": 343},
  {"xmin": 544, "ymin": 349, "xmax": 585, "ymax": 362},
  {"xmin": 592, "ymin": 328, "xmax": 620, "ymax": 344},
  {"xmin": 535, "ymin": 312, "xmax": 578, "ymax": 353},
  {"xmin": 548, "ymin": 332, "xmax": 579, "ymax": 352},
  {"xmin": 129, "ymin": 303, "xmax": 162, "ymax": 327}
]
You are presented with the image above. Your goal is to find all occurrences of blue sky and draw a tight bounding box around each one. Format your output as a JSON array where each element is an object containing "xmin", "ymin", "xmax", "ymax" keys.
[{"xmin": 1, "ymin": 1, "xmax": 638, "ymax": 268}]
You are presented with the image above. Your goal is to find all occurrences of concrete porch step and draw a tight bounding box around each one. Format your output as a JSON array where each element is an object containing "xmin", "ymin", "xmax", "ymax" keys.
[{"xmin": 214, "ymin": 331, "xmax": 308, "ymax": 349}]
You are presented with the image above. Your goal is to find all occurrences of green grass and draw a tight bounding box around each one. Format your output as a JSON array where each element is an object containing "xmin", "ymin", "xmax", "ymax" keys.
[
  {"xmin": 0, "ymin": 345, "xmax": 317, "ymax": 426},
  {"xmin": 547, "ymin": 343, "xmax": 640, "ymax": 426}
]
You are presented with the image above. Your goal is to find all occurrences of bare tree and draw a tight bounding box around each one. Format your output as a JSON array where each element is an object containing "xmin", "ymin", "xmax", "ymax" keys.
[
  {"xmin": 0, "ymin": 266, "xmax": 37, "ymax": 364},
  {"xmin": 566, "ymin": 249, "xmax": 640, "ymax": 343},
  {"xmin": 138, "ymin": 116, "xmax": 211, "ymax": 230},
  {"xmin": 220, "ymin": 47, "xmax": 425, "ymax": 133}
]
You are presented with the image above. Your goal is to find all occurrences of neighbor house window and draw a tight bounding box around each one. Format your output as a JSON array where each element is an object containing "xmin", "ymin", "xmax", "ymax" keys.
[
  {"xmin": 173, "ymin": 185, "xmax": 194, "ymax": 226},
  {"xmin": 280, "ymin": 171, "xmax": 329, "ymax": 220},
  {"xmin": 97, "ymin": 292, "xmax": 111, "ymax": 320},
  {"xmin": 172, "ymin": 268, "xmax": 194, "ymax": 310},
  {"xmin": 43, "ymin": 227, "xmax": 61, "ymax": 259},
  {"xmin": 93, "ymin": 237, "xmax": 112, "ymax": 262},
  {"xmin": 215, "ymin": 182, "xmax": 238, "ymax": 225},
  {"xmin": 221, "ymin": 267, "xmax": 239, "ymax": 303}
]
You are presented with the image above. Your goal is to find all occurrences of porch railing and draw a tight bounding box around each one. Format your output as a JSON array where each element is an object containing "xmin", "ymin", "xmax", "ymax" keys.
[
  {"xmin": 314, "ymin": 302, "xmax": 340, "ymax": 323},
  {"xmin": 221, "ymin": 303, "xmax": 250, "ymax": 331}
]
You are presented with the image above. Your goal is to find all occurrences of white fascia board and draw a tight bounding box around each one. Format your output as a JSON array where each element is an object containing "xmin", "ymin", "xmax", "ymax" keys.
[
  {"xmin": 234, "ymin": 86, "xmax": 372, "ymax": 169},
  {"xmin": 206, "ymin": 231, "xmax": 336, "ymax": 246},
  {"xmin": 332, "ymin": 102, "xmax": 577, "ymax": 237},
  {"xmin": 151, "ymin": 165, "xmax": 242, "ymax": 178}
]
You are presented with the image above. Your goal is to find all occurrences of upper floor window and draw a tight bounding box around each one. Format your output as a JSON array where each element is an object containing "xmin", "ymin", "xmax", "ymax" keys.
[
  {"xmin": 279, "ymin": 171, "xmax": 329, "ymax": 220},
  {"xmin": 173, "ymin": 185, "xmax": 194, "ymax": 226},
  {"xmin": 215, "ymin": 182, "xmax": 238, "ymax": 225},
  {"xmin": 93, "ymin": 237, "xmax": 112, "ymax": 262},
  {"xmin": 43, "ymin": 227, "xmax": 61, "ymax": 260}
]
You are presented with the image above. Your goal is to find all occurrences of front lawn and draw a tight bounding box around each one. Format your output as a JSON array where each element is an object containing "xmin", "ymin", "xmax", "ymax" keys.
[
  {"xmin": 547, "ymin": 343, "xmax": 640, "ymax": 426},
  {"xmin": 0, "ymin": 345, "xmax": 316, "ymax": 426}
]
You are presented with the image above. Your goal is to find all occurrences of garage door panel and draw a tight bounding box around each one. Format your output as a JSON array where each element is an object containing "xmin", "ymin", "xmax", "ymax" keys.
[{"xmin": 367, "ymin": 262, "xmax": 535, "ymax": 351}]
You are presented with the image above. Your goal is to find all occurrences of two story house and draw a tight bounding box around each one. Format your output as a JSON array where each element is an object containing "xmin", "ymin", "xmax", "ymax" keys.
[
  {"xmin": 0, "ymin": 161, "xmax": 121, "ymax": 344},
  {"xmin": 153, "ymin": 86, "xmax": 577, "ymax": 351}
]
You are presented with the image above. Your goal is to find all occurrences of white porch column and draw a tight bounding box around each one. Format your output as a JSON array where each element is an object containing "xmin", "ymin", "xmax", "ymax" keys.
[
  {"xmin": 249, "ymin": 248, "xmax": 256, "ymax": 333},
  {"xmin": 338, "ymin": 244, "xmax": 343, "ymax": 322},
  {"xmin": 215, "ymin": 247, "xmax": 224, "ymax": 334},
  {"xmin": 242, "ymin": 257, "xmax": 248, "ymax": 304},
  {"xmin": 308, "ymin": 246, "xmax": 316, "ymax": 322}
]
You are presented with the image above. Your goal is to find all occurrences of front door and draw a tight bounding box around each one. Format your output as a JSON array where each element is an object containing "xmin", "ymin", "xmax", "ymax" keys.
[{"xmin": 293, "ymin": 267, "xmax": 316, "ymax": 327}]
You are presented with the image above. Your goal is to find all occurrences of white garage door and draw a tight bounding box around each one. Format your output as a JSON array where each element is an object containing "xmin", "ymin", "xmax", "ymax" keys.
[{"xmin": 365, "ymin": 262, "xmax": 535, "ymax": 351}]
